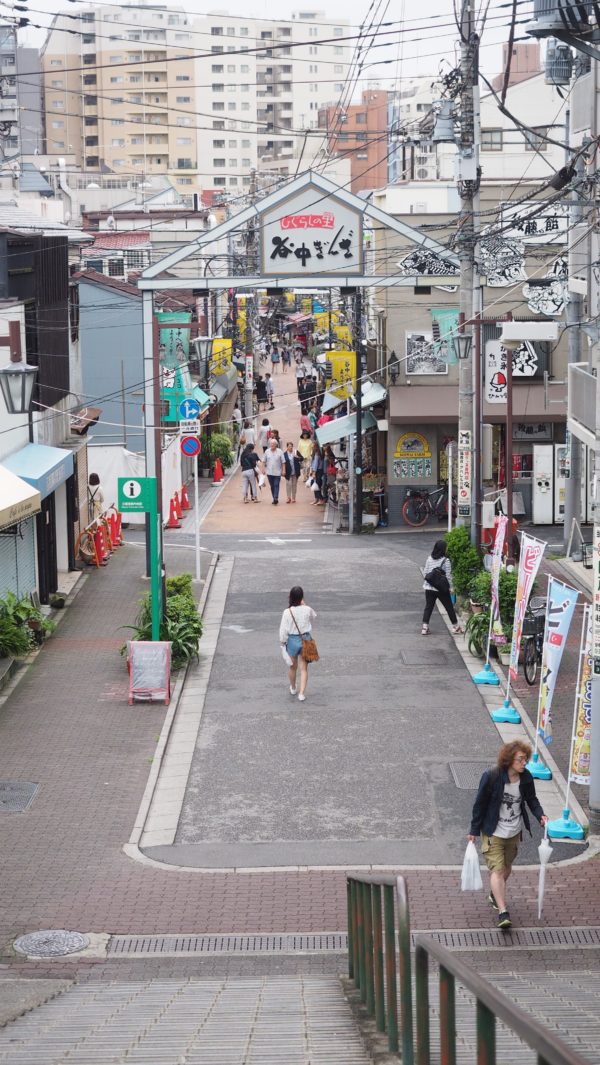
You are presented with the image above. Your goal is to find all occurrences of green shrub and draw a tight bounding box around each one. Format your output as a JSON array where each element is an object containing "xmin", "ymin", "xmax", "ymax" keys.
[
  {"xmin": 498, "ymin": 569, "xmax": 518, "ymax": 630},
  {"xmin": 203, "ymin": 431, "xmax": 233, "ymax": 468},
  {"xmin": 465, "ymin": 609, "xmax": 490, "ymax": 657},
  {"xmin": 0, "ymin": 616, "xmax": 32, "ymax": 658},
  {"xmin": 468, "ymin": 570, "xmax": 491, "ymax": 606},
  {"xmin": 445, "ymin": 526, "xmax": 481, "ymax": 597},
  {"xmin": 124, "ymin": 572, "xmax": 202, "ymax": 669},
  {"xmin": 165, "ymin": 573, "xmax": 194, "ymax": 600}
]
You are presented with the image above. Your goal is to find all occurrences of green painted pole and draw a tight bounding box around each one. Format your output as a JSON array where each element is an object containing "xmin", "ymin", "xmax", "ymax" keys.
[
  {"xmin": 357, "ymin": 881, "xmax": 365, "ymax": 998},
  {"xmin": 383, "ymin": 884, "xmax": 398, "ymax": 1054},
  {"xmin": 347, "ymin": 880, "xmax": 354, "ymax": 980},
  {"xmin": 476, "ymin": 1000, "xmax": 496, "ymax": 1065},
  {"xmin": 149, "ymin": 502, "xmax": 161, "ymax": 640},
  {"xmin": 415, "ymin": 945, "xmax": 430, "ymax": 1065},
  {"xmin": 397, "ymin": 877, "xmax": 414, "ymax": 1065},
  {"xmin": 363, "ymin": 882, "xmax": 374, "ymax": 1015},
  {"xmin": 439, "ymin": 966, "xmax": 456, "ymax": 1065},
  {"xmin": 372, "ymin": 885, "xmax": 385, "ymax": 1032}
]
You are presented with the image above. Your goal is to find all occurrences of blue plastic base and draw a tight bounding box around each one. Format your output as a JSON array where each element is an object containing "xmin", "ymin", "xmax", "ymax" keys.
[
  {"xmin": 473, "ymin": 663, "xmax": 500, "ymax": 686},
  {"xmin": 547, "ymin": 808, "xmax": 585, "ymax": 841},
  {"xmin": 526, "ymin": 753, "xmax": 552, "ymax": 780},
  {"xmin": 491, "ymin": 698, "xmax": 521, "ymax": 724}
]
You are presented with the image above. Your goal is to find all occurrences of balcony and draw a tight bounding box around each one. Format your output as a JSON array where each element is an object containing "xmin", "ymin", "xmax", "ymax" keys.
[{"xmin": 568, "ymin": 363, "xmax": 597, "ymax": 446}]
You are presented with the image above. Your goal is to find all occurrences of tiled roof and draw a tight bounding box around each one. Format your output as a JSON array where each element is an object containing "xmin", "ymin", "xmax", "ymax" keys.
[
  {"xmin": 72, "ymin": 269, "xmax": 141, "ymax": 297},
  {"xmin": 18, "ymin": 163, "xmax": 53, "ymax": 197},
  {"xmin": 83, "ymin": 230, "xmax": 151, "ymax": 251}
]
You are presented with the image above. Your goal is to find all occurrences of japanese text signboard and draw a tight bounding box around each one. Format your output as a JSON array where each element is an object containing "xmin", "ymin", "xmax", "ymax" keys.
[
  {"xmin": 260, "ymin": 185, "xmax": 363, "ymax": 277},
  {"xmin": 458, "ymin": 429, "xmax": 472, "ymax": 517},
  {"xmin": 499, "ymin": 202, "xmax": 568, "ymax": 245}
]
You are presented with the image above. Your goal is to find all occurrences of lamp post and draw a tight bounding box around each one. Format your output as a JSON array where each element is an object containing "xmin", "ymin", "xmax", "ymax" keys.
[
  {"xmin": 0, "ymin": 320, "xmax": 38, "ymax": 438},
  {"xmin": 194, "ymin": 335, "xmax": 213, "ymax": 469}
]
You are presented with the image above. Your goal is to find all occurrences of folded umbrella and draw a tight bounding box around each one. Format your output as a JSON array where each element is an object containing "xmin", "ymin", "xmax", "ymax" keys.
[{"xmin": 537, "ymin": 826, "xmax": 553, "ymax": 919}]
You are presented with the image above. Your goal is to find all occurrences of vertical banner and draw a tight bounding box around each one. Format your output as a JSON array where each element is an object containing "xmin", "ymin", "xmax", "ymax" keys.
[
  {"xmin": 457, "ymin": 429, "xmax": 472, "ymax": 517},
  {"xmin": 593, "ymin": 522, "xmax": 600, "ymax": 674},
  {"xmin": 570, "ymin": 607, "xmax": 593, "ymax": 785},
  {"xmin": 509, "ymin": 533, "xmax": 546, "ymax": 681},
  {"xmin": 490, "ymin": 514, "xmax": 508, "ymax": 643},
  {"xmin": 538, "ymin": 578, "xmax": 579, "ymax": 744}
]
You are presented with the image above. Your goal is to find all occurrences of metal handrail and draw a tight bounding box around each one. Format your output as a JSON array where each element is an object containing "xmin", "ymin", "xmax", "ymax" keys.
[
  {"xmin": 347, "ymin": 874, "xmax": 413, "ymax": 1063},
  {"xmin": 414, "ymin": 935, "xmax": 589, "ymax": 1065},
  {"xmin": 347, "ymin": 874, "xmax": 590, "ymax": 1065}
]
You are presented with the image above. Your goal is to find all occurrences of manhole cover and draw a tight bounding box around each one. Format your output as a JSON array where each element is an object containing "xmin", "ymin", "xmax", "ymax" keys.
[
  {"xmin": 449, "ymin": 762, "xmax": 493, "ymax": 789},
  {"xmin": 0, "ymin": 781, "xmax": 39, "ymax": 812},
  {"xmin": 14, "ymin": 930, "xmax": 90, "ymax": 957}
]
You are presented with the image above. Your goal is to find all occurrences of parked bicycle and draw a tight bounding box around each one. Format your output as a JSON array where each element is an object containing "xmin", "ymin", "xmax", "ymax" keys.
[
  {"xmin": 402, "ymin": 485, "xmax": 457, "ymax": 527},
  {"xmin": 522, "ymin": 596, "xmax": 547, "ymax": 685}
]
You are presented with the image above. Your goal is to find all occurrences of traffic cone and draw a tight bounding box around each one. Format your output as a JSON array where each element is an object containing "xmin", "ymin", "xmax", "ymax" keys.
[
  {"xmin": 174, "ymin": 490, "xmax": 183, "ymax": 519},
  {"xmin": 180, "ymin": 483, "xmax": 192, "ymax": 510},
  {"xmin": 212, "ymin": 457, "xmax": 224, "ymax": 485},
  {"xmin": 93, "ymin": 526, "xmax": 109, "ymax": 565},
  {"xmin": 166, "ymin": 497, "xmax": 181, "ymax": 529}
]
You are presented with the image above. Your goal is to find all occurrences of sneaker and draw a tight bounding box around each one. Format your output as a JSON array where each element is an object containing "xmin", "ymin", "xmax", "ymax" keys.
[
  {"xmin": 488, "ymin": 892, "xmax": 498, "ymax": 910},
  {"xmin": 289, "ymin": 685, "xmax": 297, "ymax": 695},
  {"xmin": 497, "ymin": 910, "xmax": 512, "ymax": 930},
  {"xmin": 297, "ymin": 693, "xmax": 306, "ymax": 702},
  {"xmin": 421, "ymin": 624, "xmax": 429, "ymax": 636}
]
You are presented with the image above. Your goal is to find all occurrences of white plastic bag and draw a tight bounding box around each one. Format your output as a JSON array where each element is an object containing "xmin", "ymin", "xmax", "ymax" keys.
[
  {"xmin": 461, "ymin": 841, "xmax": 483, "ymax": 891},
  {"xmin": 257, "ymin": 473, "xmax": 266, "ymax": 488},
  {"xmin": 281, "ymin": 645, "xmax": 293, "ymax": 667}
]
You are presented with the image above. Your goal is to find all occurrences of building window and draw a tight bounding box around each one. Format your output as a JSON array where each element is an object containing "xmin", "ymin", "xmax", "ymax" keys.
[
  {"xmin": 83, "ymin": 75, "xmax": 96, "ymax": 86},
  {"xmin": 50, "ymin": 79, "xmax": 63, "ymax": 88},
  {"xmin": 128, "ymin": 53, "xmax": 141, "ymax": 61},
  {"xmin": 230, "ymin": 176, "xmax": 238, "ymax": 185},
  {"xmin": 481, "ymin": 128, "xmax": 503, "ymax": 151},
  {"xmin": 111, "ymin": 138, "xmax": 125, "ymax": 146},
  {"xmin": 524, "ymin": 125, "xmax": 549, "ymax": 152},
  {"xmin": 240, "ymin": 27, "xmax": 248, "ymax": 36},
  {"xmin": 52, "ymin": 140, "xmax": 65, "ymax": 149},
  {"xmin": 213, "ymin": 139, "xmax": 225, "ymax": 147},
  {"xmin": 50, "ymin": 59, "xmax": 62, "ymax": 67},
  {"xmin": 108, "ymin": 258, "xmax": 124, "ymax": 276},
  {"xmin": 179, "ymin": 177, "xmax": 192, "ymax": 184},
  {"xmin": 51, "ymin": 120, "xmax": 64, "ymax": 129},
  {"xmin": 177, "ymin": 116, "xmax": 193, "ymax": 125},
  {"xmin": 334, "ymin": 26, "xmax": 343, "ymax": 35},
  {"xmin": 228, "ymin": 138, "xmax": 237, "ymax": 148},
  {"xmin": 109, "ymin": 55, "xmax": 122, "ymax": 63},
  {"xmin": 212, "ymin": 83, "xmax": 224, "ymax": 91},
  {"xmin": 86, "ymin": 156, "xmax": 99, "ymax": 167},
  {"xmin": 241, "ymin": 102, "xmax": 250, "ymax": 111},
  {"xmin": 241, "ymin": 157, "xmax": 251, "ymax": 166},
  {"xmin": 111, "ymin": 118, "xmax": 124, "ymax": 126},
  {"xmin": 211, "ymin": 26, "xmax": 223, "ymax": 35},
  {"xmin": 241, "ymin": 64, "xmax": 249, "ymax": 72},
  {"xmin": 334, "ymin": 46, "xmax": 343, "ymax": 54},
  {"xmin": 213, "ymin": 102, "xmax": 225, "ymax": 112},
  {"xmin": 211, "ymin": 45, "xmax": 224, "ymax": 54},
  {"xmin": 213, "ymin": 158, "xmax": 225, "ymax": 166},
  {"xmin": 228, "ymin": 157, "xmax": 237, "ymax": 167},
  {"xmin": 214, "ymin": 177, "xmax": 226, "ymax": 185},
  {"xmin": 131, "ymin": 136, "xmax": 143, "ymax": 144},
  {"xmin": 213, "ymin": 120, "xmax": 225, "ymax": 129},
  {"xmin": 176, "ymin": 74, "xmax": 190, "ymax": 81},
  {"xmin": 52, "ymin": 100, "xmax": 64, "ymax": 109},
  {"xmin": 84, "ymin": 115, "xmax": 97, "ymax": 126},
  {"xmin": 85, "ymin": 136, "xmax": 98, "ymax": 146},
  {"xmin": 126, "ymin": 250, "xmax": 149, "ymax": 268},
  {"xmin": 176, "ymin": 96, "xmax": 191, "ymax": 103},
  {"xmin": 227, "ymin": 102, "xmax": 236, "ymax": 111},
  {"xmin": 211, "ymin": 64, "xmax": 224, "ymax": 73},
  {"xmin": 241, "ymin": 138, "xmax": 251, "ymax": 148},
  {"xmin": 227, "ymin": 26, "xmax": 235, "ymax": 34},
  {"xmin": 110, "ymin": 76, "xmax": 124, "ymax": 83},
  {"xmin": 84, "ymin": 95, "xmax": 97, "ymax": 105}
]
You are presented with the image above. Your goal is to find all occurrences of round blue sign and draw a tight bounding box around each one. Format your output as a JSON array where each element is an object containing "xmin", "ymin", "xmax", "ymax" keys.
[
  {"xmin": 180, "ymin": 435, "xmax": 201, "ymax": 457},
  {"xmin": 179, "ymin": 398, "xmax": 201, "ymax": 419}
]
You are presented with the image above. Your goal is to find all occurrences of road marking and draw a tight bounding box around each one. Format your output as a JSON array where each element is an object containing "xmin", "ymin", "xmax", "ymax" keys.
[
  {"xmin": 240, "ymin": 538, "xmax": 313, "ymax": 544},
  {"xmin": 222, "ymin": 624, "xmax": 253, "ymax": 633}
]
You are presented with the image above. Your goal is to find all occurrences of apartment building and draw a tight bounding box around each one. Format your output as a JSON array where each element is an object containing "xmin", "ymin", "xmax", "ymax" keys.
[
  {"xmin": 387, "ymin": 79, "xmax": 438, "ymax": 185},
  {"xmin": 0, "ymin": 28, "xmax": 43, "ymax": 162},
  {"xmin": 194, "ymin": 10, "xmax": 352, "ymax": 194},
  {"xmin": 317, "ymin": 89, "xmax": 389, "ymax": 194},
  {"xmin": 41, "ymin": 4, "xmax": 199, "ymax": 195}
]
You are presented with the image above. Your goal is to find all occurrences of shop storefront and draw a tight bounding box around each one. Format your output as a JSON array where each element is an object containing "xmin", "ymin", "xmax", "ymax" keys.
[
  {"xmin": 3, "ymin": 444, "xmax": 74, "ymax": 603},
  {"xmin": 0, "ymin": 465, "xmax": 41, "ymax": 599}
]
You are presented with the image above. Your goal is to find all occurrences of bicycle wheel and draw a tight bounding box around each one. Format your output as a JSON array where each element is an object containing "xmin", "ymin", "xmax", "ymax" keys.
[
  {"xmin": 523, "ymin": 638, "xmax": 538, "ymax": 686},
  {"xmin": 402, "ymin": 496, "xmax": 428, "ymax": 527}
]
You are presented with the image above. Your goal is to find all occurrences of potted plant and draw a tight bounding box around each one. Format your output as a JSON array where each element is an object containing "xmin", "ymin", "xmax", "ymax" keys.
[
  {"xmin": 468, "ymin": 570, "xmax": 491, "ymax": 615},
  {"xmin": 497, "ymin": 642, "xmax": 512, "ymax": 666},
  {"xmin": 465, "ymin": 609, "xmax": 491, "ymax": 658}
]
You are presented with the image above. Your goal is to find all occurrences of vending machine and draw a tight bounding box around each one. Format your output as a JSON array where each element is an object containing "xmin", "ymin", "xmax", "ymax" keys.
[
  {"xmin": 532, "ymin": 445, "xmax": 554, "ymax": 524},
  {"xmin": 553, "ymin": 443, "xmax": 593, "ymax": 525}
]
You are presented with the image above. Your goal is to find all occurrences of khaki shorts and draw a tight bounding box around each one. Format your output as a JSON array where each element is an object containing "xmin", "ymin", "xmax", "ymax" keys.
[{"xmin": 481, "ymin": 832, "xmax": 520, "ymax": 873}]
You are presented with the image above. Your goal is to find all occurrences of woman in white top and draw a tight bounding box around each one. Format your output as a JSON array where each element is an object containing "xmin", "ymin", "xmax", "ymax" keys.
[{"xmin": 279, "ymin": 585, "xmax": 316, "ymax": 702}]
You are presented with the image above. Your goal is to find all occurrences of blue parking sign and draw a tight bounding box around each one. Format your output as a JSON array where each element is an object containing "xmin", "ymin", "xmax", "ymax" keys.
[{"xmin": 179, "ymin": 398, "xmax": 200, "ymax": 420}]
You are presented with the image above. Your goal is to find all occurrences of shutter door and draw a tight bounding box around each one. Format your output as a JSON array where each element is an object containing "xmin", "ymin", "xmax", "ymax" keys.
[{"xmin": 0, "ymin": 518, "xmax": 37, "ymax": 599}]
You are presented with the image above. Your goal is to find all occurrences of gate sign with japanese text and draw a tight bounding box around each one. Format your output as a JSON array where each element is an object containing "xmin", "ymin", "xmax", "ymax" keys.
[
  {"xmin": 499, "ymin": 202, "xmax": 568, "ymax": 245},
  {"xmin": 260, "ymin": 184, "xmax": 363, "ymax": 277}
]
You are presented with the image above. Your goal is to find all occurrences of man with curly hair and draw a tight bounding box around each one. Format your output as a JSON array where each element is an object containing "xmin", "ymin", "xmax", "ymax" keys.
[{"xmin": 468, "ymin": 740, "xmax": 548, "ymax": 929}]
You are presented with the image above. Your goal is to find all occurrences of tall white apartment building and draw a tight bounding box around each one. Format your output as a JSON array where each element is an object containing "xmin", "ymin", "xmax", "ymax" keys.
[
  {"xmin": 41, "ymin": 5, "xmax": 200, "ymax": 195},
  {"xmin": 194, "ymin": 10, "xmax": 352, "ymax": 194}
]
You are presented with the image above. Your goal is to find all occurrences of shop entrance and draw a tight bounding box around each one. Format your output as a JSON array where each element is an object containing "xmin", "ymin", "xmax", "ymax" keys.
[{"xmin": 36, "ymin": 494, "xmax": 58, "ymax": 604}]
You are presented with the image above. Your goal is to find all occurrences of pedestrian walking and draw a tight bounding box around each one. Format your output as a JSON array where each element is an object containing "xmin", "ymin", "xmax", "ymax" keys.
[
  {"xmin": 279, "ymin": 585, "xmax": 317, "ymax": 702},
  {"xmin": 259, "ymin": 417, "xmax": 271, "ymax": 453},
  {"xmin": 468, "ymin": 740, "xmax": 548, "ymax": 929},
  {"xmin": 265, "ymin": 372, "xmax": 275, "ymax": 410},
  {"xmin": 297, "ymin": 429, "xmax": 312, "ymax": 472},
  {"xmin": 309, "ymin": 442, "xmax": 324, "ymax": 504},
  {"xmin": 241, "ymin": 419, "xmax": 255, "ymax": 447},
  {"xmin": 323, "ymin": 445, "xmax": 338, "ymax": 502},
  {"xmin": 240, "ymin": 443, "xmax": 261, "ymax": 503},
  {"xmin": 308, "ymin": 400, "xmax": 320, "ymax": 436},
  {"xmin": 271, "ymin": 345, "xmax": 281, "ymax": 373},
  {"xmin": 282, "ymin": 347, "xmax": 292, "ymax": 372},
  {"xmin": 263, "ymin": 435, "xmax": 285, "ymax": 504},
  {"xmin": 295, "ymin": 357, "xmax": 306, "ymax": 395},
  {"xmin": 422, "ymin": 539, "xmax": 462, "ymax": 635},
  {"xmin": 256, "ymin": 375, "xmax": 269, "ymax": 411},
  {"xmin": 283, "ymin": 441, "xmax": 302, "ymax": 503}
]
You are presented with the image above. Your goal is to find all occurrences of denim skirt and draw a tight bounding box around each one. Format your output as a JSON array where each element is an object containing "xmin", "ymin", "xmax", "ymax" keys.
[{"xmin": 286, "ymin": 633, "xmax": 309, "ymax": 657}]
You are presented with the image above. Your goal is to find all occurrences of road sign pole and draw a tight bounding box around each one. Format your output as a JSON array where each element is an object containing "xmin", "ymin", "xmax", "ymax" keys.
[
  {"xmin": 149, "ymin": 499, "xmax": 162, "ymax": 641},
  {"xmin": 194, "ymin": 456, "xmax": 201, "ymax": 583}
]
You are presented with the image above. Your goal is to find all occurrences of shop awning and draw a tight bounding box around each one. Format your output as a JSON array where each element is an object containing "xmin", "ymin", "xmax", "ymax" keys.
[
  {"xmin": 2, "ymin": 443, "xmax": 74, "ymax": 500},
  {"xmin": 316, "ymin": 411, "xmax": 377, "ymax": 447},
  {"xmin": 70, "ymin": 406, "xmax": 102, "ymax": 435},
  {"xmin": 191, "ymin": 385, "xmax": 211, "ymax": 411},
  {"xmin": 350, "ymin": 381, "xmax": 387, "ymax": 410},
  {"xmin": 0, "ymin": 464, "xmax": 41, "ymax": 530},
  {"xmin": 321, "ymin": 390, "xmax": 346, "ymax": 414},
  {"xmin": 210, "ymin": 365, "xmax": 238, "ymax": 405}
]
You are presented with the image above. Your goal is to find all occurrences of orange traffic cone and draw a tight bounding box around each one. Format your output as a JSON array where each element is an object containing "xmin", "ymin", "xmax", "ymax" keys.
[
  {"xmin": 180, "ymin": 483, "xmax": 192, "ymax": 510},
  {"xmin": 166, "ymin": 497, "xmax": 181, "ymax": 529},
  {"xmin": 174, "ymin": 490, "xmax": 183, "ymax": 519},
  {"xmin": 212, "ymin": 457, "xmax": 224, "ymax": 485}
]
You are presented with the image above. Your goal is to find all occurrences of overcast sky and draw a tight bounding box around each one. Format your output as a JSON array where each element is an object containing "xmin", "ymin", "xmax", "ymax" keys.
[{"xmin": 21, "ymin": 0, "xmax": 510, "ymax": 88}]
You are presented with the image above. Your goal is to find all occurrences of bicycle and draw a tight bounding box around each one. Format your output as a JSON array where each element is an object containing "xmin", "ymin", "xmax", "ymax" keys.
[
  {"xmin": 522, "ymin": 596, "xmax": 547, "ymax": 686},
  {"xmin": 402, "ymin": 485, "xmax": 457, "ymax": 527}
]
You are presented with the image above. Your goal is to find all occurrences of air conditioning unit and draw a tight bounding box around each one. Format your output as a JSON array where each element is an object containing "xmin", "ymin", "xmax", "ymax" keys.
[{"xmin": 545, "ymin": 39, "xmax": 574, "ymax": 84}]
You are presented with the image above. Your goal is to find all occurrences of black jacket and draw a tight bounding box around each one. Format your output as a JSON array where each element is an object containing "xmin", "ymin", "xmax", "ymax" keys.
[
  {"xmin": 469, "ymin": 767, "xmax": 544, "ymax": 837},
  {"xmin": 284, "ymin": 452, "xmax": 302, "ymax": 479},
  {"xmin": 240, "ymin": 450, "xmax": 259, "ymax": 472}
]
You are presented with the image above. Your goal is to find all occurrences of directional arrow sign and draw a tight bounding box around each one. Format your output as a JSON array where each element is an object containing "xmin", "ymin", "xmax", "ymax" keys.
[{"xmin": 179, "ymin": 398, "xmax": 200, "ymax": 420}]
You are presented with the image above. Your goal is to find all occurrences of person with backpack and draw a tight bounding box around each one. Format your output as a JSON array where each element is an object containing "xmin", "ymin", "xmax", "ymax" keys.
[
  {"xmin": 468, "ymin": 740, "xmax": 548, "ymax": 930},
  {"xmin": 240, "ymin": 443, "xmax": 262, "ymax": 503},
  {"xmin": 422, "ymin": 539, "xmax": 462, "ymax": 635}
]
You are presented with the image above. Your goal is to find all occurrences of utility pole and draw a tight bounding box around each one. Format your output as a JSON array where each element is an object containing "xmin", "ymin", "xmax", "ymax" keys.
[
  {"xmin": 563, "ymin": 123, "xmax": 583, "ymax": 555},
  {"xmin": 353, "ymin": 289, "xmax": 363, "ymax": 533},
  {"xmin": 457, "ymin": 0, "xmax": 478, "ymax": 540},
  {"xmin": 244, "ymin": 168, "xmax": 258, "ymax": 422}
]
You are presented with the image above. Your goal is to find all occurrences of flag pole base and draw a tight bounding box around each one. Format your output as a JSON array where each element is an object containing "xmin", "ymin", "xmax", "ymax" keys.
[
  {"xmin": 526, "ymin": 750, "xmax": 552, "ymax": 780},
  {"xmin": 491, "ymin": 697, "xmax": 521, "ymax": 724},
  {"xmin": 547, "ymin": 808, "xmax": 585, "ymax": 841},
  {"xmin": 473, "ymin": 663, "xmax": 500, "ymax": 686}
]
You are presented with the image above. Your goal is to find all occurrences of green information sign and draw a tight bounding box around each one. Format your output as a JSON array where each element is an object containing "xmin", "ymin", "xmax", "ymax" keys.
[{"xmin": 118, "ymin": 477, "xmax": 156, "ymax": 514}]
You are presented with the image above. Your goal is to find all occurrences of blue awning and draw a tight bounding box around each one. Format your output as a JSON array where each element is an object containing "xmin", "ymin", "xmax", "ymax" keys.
[
  {"xmin": 3, "ymin": 443, "xmax": 74, "ymax": 500},
  {"xmin": 192, "ymin": 385, "xmax": 211, "ymax": 411},
  {"xmin": 316, "ymin": 411, "xmax": 377, "ymax": 447}
]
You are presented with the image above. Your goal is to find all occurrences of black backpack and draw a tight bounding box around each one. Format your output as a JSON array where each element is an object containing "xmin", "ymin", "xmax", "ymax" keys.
[{"xmin": 426, "ymin": 564, "xmax": 450, "ymax": 595}]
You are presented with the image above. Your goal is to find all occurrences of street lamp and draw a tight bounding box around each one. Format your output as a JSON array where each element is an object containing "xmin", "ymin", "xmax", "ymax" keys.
[
  {"xmin": 194, "ymin": 335, "xmax": 213, "ymax": 384},
  {"xmin": 0, "ymin": 361, "xmax": 37, "ymax": 414},
  {"xmin": 453, "ymin": 333, "xmax": 473, "ymax": 362}
]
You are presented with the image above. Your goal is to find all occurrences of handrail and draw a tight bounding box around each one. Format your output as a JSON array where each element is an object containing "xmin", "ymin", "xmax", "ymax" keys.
[
  {"xmin": 346, "ymin": 874, "xmax": 590, "ymax": 1065},
  {"xmin": 414, "ymin": 935, "xmax": 589, "ymax": 1065}
]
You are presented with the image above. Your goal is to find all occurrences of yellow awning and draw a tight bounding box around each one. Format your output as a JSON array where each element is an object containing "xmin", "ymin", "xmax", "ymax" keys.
[{"xmin": 0, "ymin": 463, "xmax": 41, "ymax": 530}]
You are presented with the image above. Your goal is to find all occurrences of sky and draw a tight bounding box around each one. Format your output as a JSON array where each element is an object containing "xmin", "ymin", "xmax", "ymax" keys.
[{"xmin": 18, "ymin": 0, "xmax": 510, "ymax": 91}]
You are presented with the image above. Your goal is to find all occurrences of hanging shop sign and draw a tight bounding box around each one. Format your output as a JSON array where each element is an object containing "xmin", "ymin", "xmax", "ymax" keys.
[
  {"xmin": 405, "ymin": 330, "xmax": 448, "ymax": 376},
  {"xmin": 157, "ymin": 311, "xmax": 191, "ymax": 363},
  {"xmin": 260, "ymin": 184, "xmax": 363, "ymax": 277},
  {"xmin": 245, "ymin": 355, "xmax": 253, "ymax": 387},
  {"xmin": 570, "ymin": 608, "xmax": 593, "ymax": 785},
  {"xmin": 479, "ymin": 233, "xmax": 527, "ymax": 287},
  {"xmin": 484, "ymin": 340, "xmax": 541, "ymax": 403},
  {"xmin": 513, "ymin": 422, "xmax": 553, "ymax": 442},
  {"xmin": 431, "ymin": 308, "xmax": 460, "ymax": 364},
  {"xmin": 509, "ymin": 533, "xmax": 546, "ymax": 682},
  {"xmin": 499, "ymin": 201, "xmax": 568, "ymax": 245},
  {"xmin": 538, "ymin": 577, "xmax": 579, "ymax": 745},
  {"xmin": 523, "ymin": 258, "xmax": 569, "ymax": 317},
  {"xmin": 392, "ymin": 431, "xmax": 432, "ymax": 480},
  {"xmin": 396, "ymin": 248, "xmax": 459, "ymax": 291},
  {"xmin": 458, "ymin": 429, "xmax": 472, "ymax": 517},
  {"xmin": 327, "ymin": 351, "xmax": 356, "ymax": 399},
  {"xmin": 210, "ymin": 337, "xmax": 232, "ymax": 376}
]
